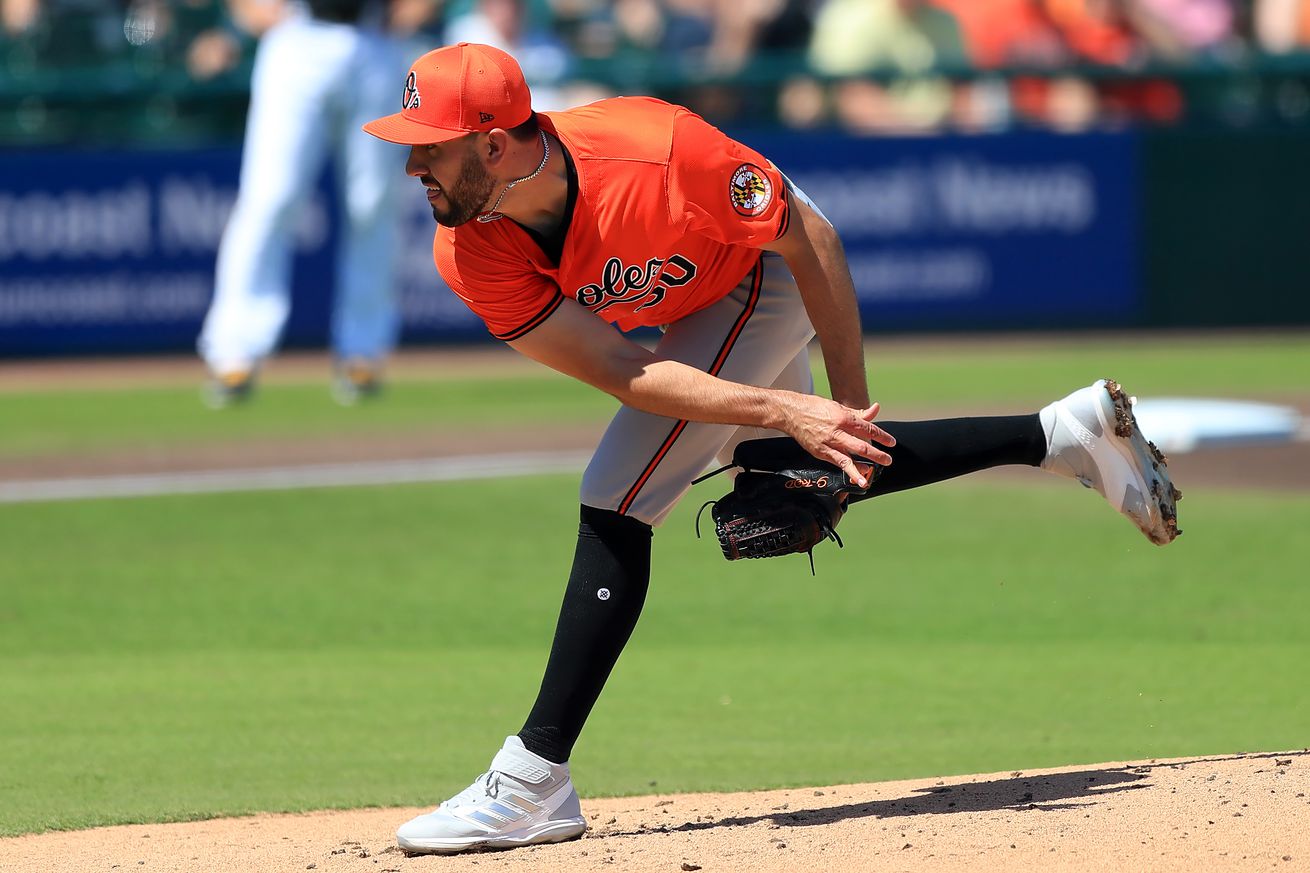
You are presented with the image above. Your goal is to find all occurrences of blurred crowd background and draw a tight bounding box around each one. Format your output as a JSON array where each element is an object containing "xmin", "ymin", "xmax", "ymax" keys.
[
  {"xmin": 4, "ymin": 0, "xmax": 1310, "ymax": 146},
  {"xmin": 4, "ymin": 0, "xmax": 1309, "ymax": 363}
]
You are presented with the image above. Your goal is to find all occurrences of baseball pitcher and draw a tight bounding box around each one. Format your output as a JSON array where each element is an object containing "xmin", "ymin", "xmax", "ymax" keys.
[{"xmin": 361, "ymin": 43, "xmax": 1181, "ymax": 855}]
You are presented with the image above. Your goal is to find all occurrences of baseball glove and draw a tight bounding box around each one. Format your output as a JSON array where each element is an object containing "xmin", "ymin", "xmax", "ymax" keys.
[{"xmin": 694, "ymin": 437, "xmax": 881, "ymax": 573}]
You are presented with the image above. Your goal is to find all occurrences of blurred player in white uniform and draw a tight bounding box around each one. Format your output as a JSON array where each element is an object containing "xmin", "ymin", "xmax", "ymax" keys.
[{"xmin": 199, "ymin": 0, "xmax": 435, "ymax": 406}]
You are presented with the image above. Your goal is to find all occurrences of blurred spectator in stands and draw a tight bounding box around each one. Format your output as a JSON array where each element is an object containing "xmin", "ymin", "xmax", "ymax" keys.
[
  {"xmin": 184, "ymin": 0, "xmax": 281, "ymax": 80},
  {"xmin": 1126, "ymin": 0, "xmax": 1238, "ymax": 60},
  {"xmin": 1256, "ymin": 0, "xmax": 1310, "ymax": 52},
  {"xmin": 1, "ymin": 0, "xmax": 241, "ymax": 143},
  {"xmin": 605, "ymin": 0, "xmax": 659, "ymax": 54},
  {"xmin": 2, "ymin": 0, "xmax": 132, "ymax": 63},
  {"xmin": 929, "ymin": 0, "xmax": 1065, "ymax": 68},
  {"xmin": 703, "ymin": 0, "xmax": 817, "ymax": 75},
  {"xmin": 545, "ymin": 0, "xmax": 612, "ymax": 58},
  {"xmin": 604, "ymin": 0, "xmax": 712, "ymax": 68},
  {"xmin": 2, "ymin": 0, "xmax": 237, "ymax": 74},
  {"xmin": 1038, "ymin": 0, "xmax": 1234, "ymax": 64},
  {"xmin": 1041, "ymin": 0, "xmax": 1141, "ymax": 66},
  {"xmin": 701, "ymin": 0, "xmax": 817, "ymax": 121},
  {"xmin": 2, "ymin": 0, "xmax": 39, "ymax": 36},
  {"xmin": 571, "ymin": 0, "xmax": 811, "ymax": 123},
  {"xmin": 803, "ymin": 0, "xmax": 967, "ymax": 134},
  {"xmin": 590, "ymin": 0, "xmax": 811, "ymax": 72},
  {"xmin": 655, "ymin": 0, "xmax": 713, "ymax": 61},
  {"xmin": 922, "ymin": 0, "xmax": 1062, "ymax": 132},
  {"xmin": 1034, "ymin": 0, "xmax": 1185, "ymax": 127},
  {"xmin": 186, "ymin": 0, "xmax": 437, "ymax": 81},
  {"xmin": 445, "ymin": 0, "xmax": 577, "ymax": 108}
]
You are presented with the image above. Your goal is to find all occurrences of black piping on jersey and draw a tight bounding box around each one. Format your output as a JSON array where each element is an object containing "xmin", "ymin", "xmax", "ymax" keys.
[
  {"xmin": 520, "ymin": 141, "xmax": 578, "ymax": 267},
  {"xmin": 616, "ymin": 255, "xmax": 765, "ymax": 517},
  {"xmin": 493, "ymin": 292, "xmax": 565, "ymax": 342},
  {"xmin": 773, "ymin": 182, "xmax": 791, "ymax": 241}
]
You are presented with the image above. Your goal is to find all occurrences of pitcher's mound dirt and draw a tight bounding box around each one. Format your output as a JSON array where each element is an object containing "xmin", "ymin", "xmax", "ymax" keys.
[{"xmin": 4, "ymin": 751, "xmax": 1307, "ymax": 873}]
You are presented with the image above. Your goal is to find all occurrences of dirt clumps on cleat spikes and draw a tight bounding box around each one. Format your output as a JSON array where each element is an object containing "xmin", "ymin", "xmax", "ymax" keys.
[
  {"xmin": 1151, "ymin": 482, "xmax": 1182, "ymax": 543},
  {"xmin": 1104, "ymin": 379, "xmax": 1137, "ymax": 438},
  {"xmin": 1104, "ymin": 377, "xmax": 1182, "ymax": 545},
  {"xmin": 1164, "ymin": 513, "xmax": 1181, "ymax": 542},
  {"xmin": 1147, "ymin": 440, "xmax": 1169, "ymax": 466}
]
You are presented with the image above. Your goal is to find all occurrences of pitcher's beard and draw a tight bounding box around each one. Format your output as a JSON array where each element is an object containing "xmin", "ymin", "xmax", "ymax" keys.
[{"xmin": 431, "ymin": 152, "xmax": 497, "ymax": 227}]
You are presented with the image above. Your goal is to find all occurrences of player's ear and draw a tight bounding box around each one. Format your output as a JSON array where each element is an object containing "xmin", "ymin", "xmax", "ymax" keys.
[{"xmin": 483, "ymin": 129, "xmax": 510, "ymax": 167}]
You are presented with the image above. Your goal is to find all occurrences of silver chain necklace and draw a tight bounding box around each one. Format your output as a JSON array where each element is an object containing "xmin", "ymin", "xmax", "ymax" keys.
[{"xmin": 476, "ymin": 130, "xmax": 550, "ymax": 223}]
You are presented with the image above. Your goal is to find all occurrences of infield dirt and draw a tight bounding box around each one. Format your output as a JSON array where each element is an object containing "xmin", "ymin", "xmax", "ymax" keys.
[{"xmin": 4, "ymin": 751, "xmax": 1308, "ymax": 873}]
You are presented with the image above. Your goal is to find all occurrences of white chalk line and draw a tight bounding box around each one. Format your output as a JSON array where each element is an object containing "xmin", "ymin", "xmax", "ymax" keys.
[
  {"xmin": 2, "ymin": 422, "xmax": 1305, "ymax": 505},
  {"xmin": 0, "ymin": 451, "xmax": 593, "ymax": 504}
]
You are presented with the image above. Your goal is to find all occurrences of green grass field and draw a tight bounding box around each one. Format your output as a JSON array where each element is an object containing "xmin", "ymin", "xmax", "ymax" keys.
[
  {"xmin": 2, "ymin": 333, "xmax": 1306, "ymax": 458},
  {"xmin": 2, "ymin": 335, "xmax": 1308, "ymax": 837}
]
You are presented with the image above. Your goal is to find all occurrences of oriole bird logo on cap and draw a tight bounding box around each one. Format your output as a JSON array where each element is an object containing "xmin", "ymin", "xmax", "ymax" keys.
[
  {"xmin": 361, "ymin": 43, "xmax": 533, "ymax": 145},
  {"xmin": 402, "ymin": 71, "xmax": 421, "ymax": 109}
]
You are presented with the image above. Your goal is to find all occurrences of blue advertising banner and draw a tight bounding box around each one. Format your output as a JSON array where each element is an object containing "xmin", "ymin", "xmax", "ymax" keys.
[
  {"xmin": 740, "ymin": 129, "xmax": 1140, "ymax": 329},
  {"xmin": 0, "ymin": 149, "xmax": 480, "ymax": 357},
  {"xmin": 0, "ymin": 130, "xmax": 1139, "ymax": 356}
]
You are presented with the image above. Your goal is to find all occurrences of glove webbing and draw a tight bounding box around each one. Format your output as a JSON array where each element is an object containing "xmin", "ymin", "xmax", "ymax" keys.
[{"xmin": 695, "ymin": 488, "xmax": 843, "ymax": 575}]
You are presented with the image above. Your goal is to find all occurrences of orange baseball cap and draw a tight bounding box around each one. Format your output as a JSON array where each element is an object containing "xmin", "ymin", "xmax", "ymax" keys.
[{"xmin": 362, "ymin": 43, "xmax": 533, "ymax": 145}]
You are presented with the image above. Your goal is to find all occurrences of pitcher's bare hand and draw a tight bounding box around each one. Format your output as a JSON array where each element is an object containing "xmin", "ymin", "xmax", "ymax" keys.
[{"xmin": 776, "ymin": 394, "xmax": 895, "ymax": 488}]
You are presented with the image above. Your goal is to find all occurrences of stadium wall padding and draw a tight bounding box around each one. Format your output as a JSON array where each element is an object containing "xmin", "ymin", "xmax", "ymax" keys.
[{"xmin": 1141, "ymin": 127, "xmax": 1310, "ymax": 328}]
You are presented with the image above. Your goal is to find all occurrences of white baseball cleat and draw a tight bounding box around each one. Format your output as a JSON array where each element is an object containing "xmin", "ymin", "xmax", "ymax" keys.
[
  {"xmin": 396, "ymin": 736, "xmax": 587, "ymax": 855},
  {"xmin": 1040, "ymin": 379, "xmax": 1182, "ymax": 545}
]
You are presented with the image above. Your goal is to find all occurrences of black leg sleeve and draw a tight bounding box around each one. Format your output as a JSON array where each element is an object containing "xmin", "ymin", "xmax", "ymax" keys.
[
  {"xmin": 518, "ymin": 504, "xmax": 652, "ymax": 764},
  {"xmin": 853, "ymin": 413, "xmax": 1046, "ymax": 502}
]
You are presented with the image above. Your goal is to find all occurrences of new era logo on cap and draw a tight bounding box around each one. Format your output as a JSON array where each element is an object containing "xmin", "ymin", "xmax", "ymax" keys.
[{"xmin": 362, "ymin": 43, "xmax": 532, "ymax": 145}]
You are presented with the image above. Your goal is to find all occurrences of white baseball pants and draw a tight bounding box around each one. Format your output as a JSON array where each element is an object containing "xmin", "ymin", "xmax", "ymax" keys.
[{"xmin": 199, "ymin": 14, "xmax": 408, "ymax": 373}]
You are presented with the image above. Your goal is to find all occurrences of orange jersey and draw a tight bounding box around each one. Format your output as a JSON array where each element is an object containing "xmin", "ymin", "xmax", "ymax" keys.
[{"xmin": 432, "ymin": 97, "xmax": 790, "ymax": 339}]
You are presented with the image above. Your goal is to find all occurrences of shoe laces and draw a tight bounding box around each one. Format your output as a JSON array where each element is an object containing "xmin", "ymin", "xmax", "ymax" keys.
[{"xmin": 445, "ymin": 769, "xmax": 504, "ymax": 810}]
